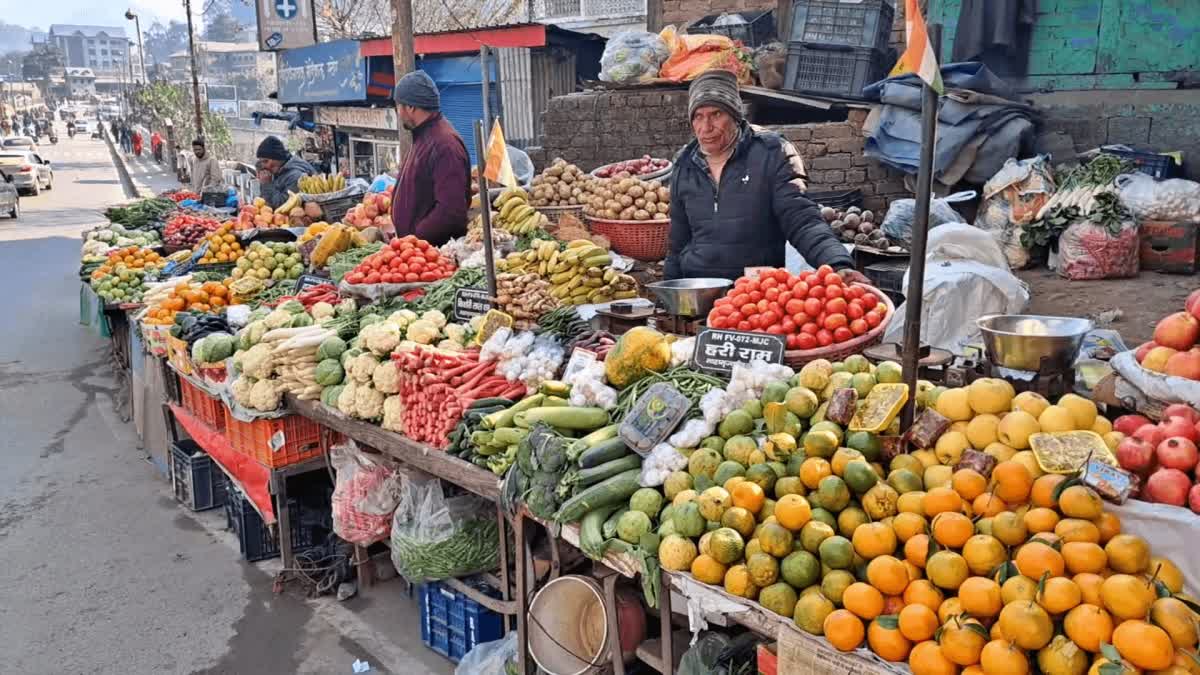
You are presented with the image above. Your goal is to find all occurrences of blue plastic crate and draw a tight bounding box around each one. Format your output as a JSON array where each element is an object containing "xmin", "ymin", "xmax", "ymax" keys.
[{"xmin": 419, "ymin": 581, "xmax": 505, "ymax": 663}]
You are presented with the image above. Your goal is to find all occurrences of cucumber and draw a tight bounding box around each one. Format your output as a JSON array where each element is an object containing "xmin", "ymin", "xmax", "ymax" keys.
[
  {"xmin": 541, "ymin": 396, "xmax": 569, "ymax": 407},
  {"xmin": 522, "ymin": 406, "xmax": 610, "ymax": 431},
  {"xmin": 482, "ymin": 394, "xmax": 544, "ymax": 430},
  {"xmin": 602, "ymin": 507, "xmax": 628, "ymax": 540},
  {"xmin": 469, "ymin": 397, "xmax": 514, "ymax": 410},
  {"xmin": 578, "ymin": 504, "xmax": 621, "ymax": 560},
  {"xmin": 539, "ymin": 380, "xmax": 571, "ymax": 398},
  {"xmin": 492, "ymin": 427, "xmax": 528, "ymax": 446},
  {"xmin": 578, "ymin": 437, "xmax": 630, "ymax": 469},
  {"xmin": 576, "ymin": 454, "xmax": 643, "ymax": 488},
  {"xmin": 556, "ymin": 468, "xmax": 643, "ymax": 523}
]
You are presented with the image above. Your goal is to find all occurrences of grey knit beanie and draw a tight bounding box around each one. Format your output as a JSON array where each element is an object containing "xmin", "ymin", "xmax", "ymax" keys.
[
  {"xmin": 688, "ymin": 70, "xmax": 743, "ymax": 121},
  {"xmin": 393, "ymin": 71, "xmax": 440, "ymax": 111}
]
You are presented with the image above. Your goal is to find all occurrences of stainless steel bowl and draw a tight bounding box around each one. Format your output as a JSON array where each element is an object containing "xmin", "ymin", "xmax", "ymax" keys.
[
  {"xmin": 976, "ymin": 314, "xmax": 1094, "ymax": 371},
  {"xmin": 646, "ymin": 278, "xmax": 734, "ymax": 317}
]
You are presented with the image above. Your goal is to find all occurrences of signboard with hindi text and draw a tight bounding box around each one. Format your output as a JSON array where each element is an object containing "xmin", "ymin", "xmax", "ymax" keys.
[
  {"xmin": 277, "ymin": 40, "xmax": 365, "ymax": 104},
  {"xmin": 692, "ymin": 328, "xmax": 786, "ymax": 374},
  {"xmin": 452, "ymin": 288, "xmax": 492, "ymax": 322}
]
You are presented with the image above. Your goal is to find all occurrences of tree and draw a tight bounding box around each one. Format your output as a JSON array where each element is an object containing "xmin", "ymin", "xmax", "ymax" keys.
[
  {"xmin": 0, "ymin": 51, "xmax": 23, "ymax": 79},
  {"xmin": 143, "ymin": 21, "xmax": 189, "ymax": 65},
  {"xmin": 204, "ymin": 5, "xmax": 243, "ymax": 43},
  {"xmin": 21, "ymin": 44, "xmax": 61, "ymax": 81},
  {"xmin": 315, "ymin": 0, "xmax": 390, "ymax": 40},
  {"xmin": 133, "ymin": 81, "xmax": 232, "ymax": 157}
]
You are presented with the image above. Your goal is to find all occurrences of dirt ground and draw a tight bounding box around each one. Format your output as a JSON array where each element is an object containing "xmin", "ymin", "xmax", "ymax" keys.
[{"xmin": 1016, "ymin": 268, "xmax": 1198, "ymax": 347}]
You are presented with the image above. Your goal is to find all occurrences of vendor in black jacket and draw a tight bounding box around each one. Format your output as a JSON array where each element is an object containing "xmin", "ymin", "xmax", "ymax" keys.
[{"xmin": 665, "ymin": 70, "xmax": 866, "ymax": 284}]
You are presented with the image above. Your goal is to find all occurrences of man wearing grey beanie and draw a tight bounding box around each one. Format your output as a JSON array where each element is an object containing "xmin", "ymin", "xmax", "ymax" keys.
[
  {"xmin": 666, "ymin": 70, "xmax": 866, "ymax": 294},
  {"xmin": 388, "ymin": 70, "xmax": 470, "ymax": 245}
]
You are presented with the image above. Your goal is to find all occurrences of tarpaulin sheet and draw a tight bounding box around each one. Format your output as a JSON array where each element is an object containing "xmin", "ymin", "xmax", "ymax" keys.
[{"xmin": 169, "ymin": 404, "xmax": 275, "ymax": 524}]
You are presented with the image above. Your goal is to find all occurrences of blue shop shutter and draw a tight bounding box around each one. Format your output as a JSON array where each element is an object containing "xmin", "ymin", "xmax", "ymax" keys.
[{"xmin": 439, "ymin": 84, "xmax": 501, "ymax": 166}]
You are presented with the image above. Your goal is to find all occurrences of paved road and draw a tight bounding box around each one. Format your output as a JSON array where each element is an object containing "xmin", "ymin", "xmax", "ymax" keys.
[{"xmin": 0, "ymin": 128, "xmax": 452, "ymax": 674}]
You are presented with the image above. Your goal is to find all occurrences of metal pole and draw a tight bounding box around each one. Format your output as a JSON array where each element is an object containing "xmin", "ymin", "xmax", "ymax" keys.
[
  {"xmin": 391, "ymin": 0, "xmax": 415, "ymax": 157},
  {"xmin": 900, "ymin": 24, "xmax": 941, "ymax": 429},
  {"xmin": 183, "ymin": 0, "xmax": 204, "ymax": 137},
  {"xmin": 135, "ymin": 15, "xmax": 147, "ymax": 84},
  {"xmin": 474, "ymin": 120, "xmax": 498, "ymax": 299},
  {"xmin": 480, "ymin": 45, "xmax": 491, "ymax": 132}
]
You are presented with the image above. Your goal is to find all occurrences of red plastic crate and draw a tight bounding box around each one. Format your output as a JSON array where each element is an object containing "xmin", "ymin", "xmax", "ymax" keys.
[
  {"xmin": 223, "ymin": 410, "xmax": 325, "ymax": 468},
  {"xmin": 180, "ymin": 379, "xmax": 226, "ymax": 432}
]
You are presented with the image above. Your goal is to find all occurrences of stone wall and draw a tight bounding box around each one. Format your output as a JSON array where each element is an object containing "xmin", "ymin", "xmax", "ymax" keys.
[
  {"xmin": 530, "ymin": 87, "xmax": 911, "ymax": 212},
  {"xmin": 661, "ymin": 0, "xmax": 776, "ymax": 29}
]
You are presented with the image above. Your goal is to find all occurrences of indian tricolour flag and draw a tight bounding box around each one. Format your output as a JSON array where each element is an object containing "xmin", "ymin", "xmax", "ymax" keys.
[
  {"xmin": 483, "ymin": 119, "xmax": 517, "ymax": 189},
  {"xmin": 890, "ymin": 0, "xmax": 944, "ymax": 94}
]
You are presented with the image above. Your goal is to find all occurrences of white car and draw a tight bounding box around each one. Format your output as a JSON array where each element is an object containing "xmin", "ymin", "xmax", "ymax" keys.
[
  {"xmin": 0, "ymin": 151, "xmax": 52, "ymax": 195},
  {"xmin": 73, "ymin": 119, "xmax": 91, "ymax": 135}
]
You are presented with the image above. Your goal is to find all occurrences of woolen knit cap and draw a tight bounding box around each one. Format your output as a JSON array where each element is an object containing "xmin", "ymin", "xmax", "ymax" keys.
[
  {"xmin": 688, "ymin": 70, "xmax": 743, "ymax": 121},
  {"xmin": 256, "ymin": 135, "xmax": 290, "ymax": 161},
  {"xmin": 393, "ymin": 70, "xmax": 441, "ymax": 111}
]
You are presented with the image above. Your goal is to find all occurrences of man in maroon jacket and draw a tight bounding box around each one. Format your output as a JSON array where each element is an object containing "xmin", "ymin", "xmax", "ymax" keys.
[{"xmin": 389, "ymin": 71, "xmax": 471, "ymax": 245}]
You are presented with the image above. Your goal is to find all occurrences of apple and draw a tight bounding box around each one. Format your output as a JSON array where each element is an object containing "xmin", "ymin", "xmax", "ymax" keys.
[
  {"xmin": 1159, "ymin": 415, "xmax": 1198, "ymax": 443},
  {"xmin": 1113, "ymin": 414, "xmax": 1152, "ymax": 436},
  {"xmin": 1164, "ymin": 404, "xmax": 1200, "ymax": 424},
  {"xmin": 1146, "ymin": 468, "xmax": 1191, "ymax": 506},
  {"xmin": 1186, "ymin": 289, "xmax": 1200, "ymax": 319},
  {"xmin": 1135, "ymin": 341, "xmax": 1157, "ymax": 363},
  {"xmin": 1156, "ymin": 436, "xmax": 1199, "ymax": 471},
  {"xmin": 1165, "ymin": 349, "xmax": 1200, "ymax": 380},
  {"xmin": 1116, "ymin": 436, "xmax": 1156, "ymax": 472},
  {"xmin": 1189, "ymin": 484, "xmax": 1200, "ymax": 513},
  {"xmin": 1143, "ymin": 346, "xmax": 1179, "ymax": 373},
  {"xmin": 1154, "ymin": 312, "xmax": 1200, "ymax": 351},
  {"xmin": 1133, "ymin": 423, "xmax": 1165, "ymax": 447}
]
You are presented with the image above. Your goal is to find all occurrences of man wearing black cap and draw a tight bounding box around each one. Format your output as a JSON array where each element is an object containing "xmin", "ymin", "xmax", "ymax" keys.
[
  {"xmin": 665, "ymin": 70, "xmax": 863, "ymax": 283},
  {"xmin": 189, "ymin": 137, "xmax": 224, "ymax": 194},
  {"xmin": 256, "ymin": 135, "xmax": 317, "ymax": 209},
  {"xmin": 388, "ymin": 70, "xmax": 470, "ymax": 245}
]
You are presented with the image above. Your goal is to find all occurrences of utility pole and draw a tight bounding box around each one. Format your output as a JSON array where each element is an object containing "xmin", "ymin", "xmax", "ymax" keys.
[
  {"xmin": 183, "ymin": 0, "xmax": 204, "ymax": 138},
  {"xmin": 391, "ymin": 0, "xmax": 415, "ymax": 156},
  {"xmin": 125, "ymin": 10, "xmax": 148, "ymax": 84}
]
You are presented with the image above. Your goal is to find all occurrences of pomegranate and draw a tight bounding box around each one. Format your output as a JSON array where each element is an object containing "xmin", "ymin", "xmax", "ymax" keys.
[
  {"xmin": 1113, "ymin": 414, "xmax": 1152, "ymax": 436},
  {"xmin": 1135, "ymin": 341, "xmax": 1157, "ymax": 363},
  {"xmin": 1143, "ymin": 346, "xmax": 1179, "ymax": 373},
  {"xmin": 1132, "ymin": 423, "xmax": 1165, "ymax": 447},
  {"xmin": 1187, "ymin": 289, "xmax": 1200, "ymax": 320},
  {"xmin": 1156, "ymin": 437, "xmax": 1199, "ymax": 471},
  {"xmin": 1153, "ymin": 312, "xmax": 1200, "ymax": 351},
  {"xmin": 1165, "ymin": 349, "xmax": 1200, "ymax": 380},
  {"xmin": 1190, "ymin": 484, "xmax": 1200, "ymax": 513},
  {"xmin": 1116, "ymin": 436, "xmax": 1156, "ymax": 472},
  {"xmin": 1145, "ymin": 468, "xmax": 1192, "ymax": 507},
  {"xmin": 1159, "ymin": 416, "xmax": 1198, "ymax": 443},
  {"xmin": 1164, "ymin": 404, "xmax": 1200, "ymax": 424}
]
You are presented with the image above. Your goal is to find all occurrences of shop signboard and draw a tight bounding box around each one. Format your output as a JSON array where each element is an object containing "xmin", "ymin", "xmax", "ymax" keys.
[
  {"xmin": 314, "ymin": 106, "xmax": 398, "ymax": 131},
  {"xmin": 452, "ymin": 287, "xmax": 492, "ymax": 322},
  {"xmin": 256, "ymin": 0, "xmax": 317, "ymax": 51},
  {"xmin": 278, "ymin": 40, "xmax": 365, "ymax": 105},
  {"xmin": 692, "ymin": 328, "xmax": 786, "ymax": 374}
]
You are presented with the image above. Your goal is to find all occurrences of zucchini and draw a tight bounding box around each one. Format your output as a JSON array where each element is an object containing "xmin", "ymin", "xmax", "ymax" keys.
[
  {"xmin": 522, "ymin": 406, "xmax": 610, "ymax": 431},
  {"xmin": 492, "ymin": 427, "xmax": 528, "ymax": 446},
  {"xmin": 578, "ymin": 437, "xmax": 630, "ymax": 469},
  {"xmin": 556, "ymin": 468, "xmax": 643, "ymax": 523},
  {"xmin": 482, "ymin": 394, "xmax": 544, "ymax": 429},
  {"xmin": 603, "ymin": 507, "xmax": 628, "ymax": 540},
  {"xmin": 578, "ymin": 505, "xmax": 621, "ymax": 560},
  {"xmin": 469, "ymin": 397, "xmax": 514, "ymax": 410},
  {"xmin": 541, "ymin": 396, "xmax": 569, "ymax": 407},
  {"xmin": 578, "ymin": 424, "xmax": 619, "ymax": 447},
  {"xmin": 576, "ymin": 454, "xmax": 643, "ymax": 488},
  {"xmin": 539, "ymin": 380, "xmax": 571, "ymax": 398}
]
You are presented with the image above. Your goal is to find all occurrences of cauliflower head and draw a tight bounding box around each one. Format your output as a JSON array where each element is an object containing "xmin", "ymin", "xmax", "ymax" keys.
[
  {"xmin": 372, "ymin": 360, "xmax": 401, "ymax": 394},
  {"xmin": 249, "ymin": 378, "xmax": 282, "ymax": 411},
  {"xmin": 361, "ymin": 321, "xmax": 402, "ymax": 356},
  {"xmin": 242, "ymin": 343, "xmax": 275, "ymax": 380},
  {"xmin": 354, "ymin": 384, "xmax": 386, "ymax": 420},
  {"xmin": 337, "ymin": 379, "xmax": 359, "ymax": 416},
  {"xmin": 405, "ymin": 319, "xmax": 439, "ymax": 345},
  {"xmin": 387, "ymin": 309, "xmax": 418, "ymax": 330},
  {"xmin": 420, "ymin": 310, "xmax": 447, "ymax": 329},
  {"xmin": 382, "ymin": 395, "xmax": 404, "ymax": 432},
  {"xmin": 348, "ymin": 352, "xmax": 381, "ymax": 382},
  {"xmin": 310, "ymin": 302, "xmax": 335, "ymax": 322},
  {"xmin": 264, "ymin": 308, "xmax": 293, "ymax": 329}
]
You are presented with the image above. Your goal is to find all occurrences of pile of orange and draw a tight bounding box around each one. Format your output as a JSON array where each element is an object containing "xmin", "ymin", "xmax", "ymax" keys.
[
  {"xmin": 196, "ymin": 224, "xmax": 243, "ymax": 264},
  {"xmin": 90, "ymin": 246, "xmax": 163, "ymax": 278},
  {"xmin": 143, "ymin": 280, "xmax": 233, "ymax": 324}
]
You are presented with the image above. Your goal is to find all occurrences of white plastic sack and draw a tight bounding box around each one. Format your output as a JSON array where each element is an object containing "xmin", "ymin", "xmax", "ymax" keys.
[
  {"xmin": 1109, "ymin": 349, "xmax": 1200, "ymax": 409},
  {"xmin": 599, "ymin": 31, "xmax": 670, "ymax": 84},
  {"xmin": 880, "ymin": 191, "xmax": 975, "ymax": 245},
  {"xmin": 1115, "ymin": 172, "xmax": 1200, "ymax": 223},
  {"xmin": 974, "ymin": 156, "xmax": 1055, "ymax": 269},
  {"xmin": 883, "ymin": 224, "xmax": 1030, "ymax": 353},
  {"xmin": 454, "ymin": 632, "xmax": 517, "ymax": 675}
]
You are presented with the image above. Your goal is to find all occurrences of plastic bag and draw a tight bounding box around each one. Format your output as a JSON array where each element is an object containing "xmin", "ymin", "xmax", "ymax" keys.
[
  {"xmin": 974, "ymin": 156, "xmax": 1055, "ymax": 269},
  {"xmin": 599, "ymin": 31, "xmax": 670, "ymax": 84},
  {"xmin": 454, "ymin": 632, "xmax": 516, "ymax": 675},
  {"xmin": 881, "ymin": 191, "xmax": 975, "ymax": 245},
  {"xmin": 658, "ymin": 26, "xmax": 752, "ymax": 84},
  {"xmin": 1115, "ymin": 172, "xmax": 1200, "ymax": 224},
  {"xmin": 331, "ymin": 442, "xmax": 404, "ymax": 546},
  {"xmin": 678, "ymin": 632, "xmax": 732, "ymax": 675},
  {"xmin": 389, "ymin": 477, "xmax": 500, "ymax": 582},
  {"xmin": 1057, "ymin": 217, "xmax": 1139, "ymax": 280},
  {"xmin": 370, "ymin": 174, "xmax": 396, "ymax": 193}
]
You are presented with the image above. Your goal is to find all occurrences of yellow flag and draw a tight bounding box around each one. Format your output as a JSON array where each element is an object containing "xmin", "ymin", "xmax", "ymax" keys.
[
  {"xmin": 483, "ymin": 119, "xmax": 516, "ymax": 188},
  {"xmin": 890, "ymin": 0, "xmax": 944, "ymax": 94}
]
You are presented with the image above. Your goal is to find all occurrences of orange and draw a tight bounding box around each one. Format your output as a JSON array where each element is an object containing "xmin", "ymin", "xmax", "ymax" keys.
[
  {"xmin": 952, "ymin": 469, "xmax": 989, "ymax": 501},
  {"xmin": 899, "ymin": 603, "xmax": 940, "ymax": 641},
  {"xmin": 1061, "ymin": 542, "xmax": 1107, "ymax": 575},
  {"xmin": 1063, "ymin": 604, "xmax": 1112, "ymax": 653},
  {"xmin": 903, "ymin": 580, "xmax": 944, "ymax": 611},
  {"xmin": 730, "ymin": 480, "xmax": 767, "ymax": 515},
  {"xmin": 823, "ymin": 609, "xmax": 865, "ymax": 652},
  {"xmin": 1001, "ymin": 575, "xmax": 1038, "ymax": 605},
  {"xmin": 1072, "ymin": 573, "xmax": 1104, "ymax": 606},
  {"xmin": 853, "ymin": 521, "xmax": 898, "ymax": 559},
  {"xmin": 1094, "ymin": 512, "xmax": 1122, "ymax": 544},
  {"xmin": 883, "ymin": 594, "xmax": 906, "ymax": 615},
  {"xmin": 1037, "ymin": 576, "xmax": 1081, "ymax": 615},
  {"xmin": 1058, "ymin": 485, "xmax": 1104, "ymax": 520},
  {"xmin": 691, "ymin": 554, "xmax": 727, "ymax": 584},
  {"xmin": 1150, "ymin": 597, "xmax": 1200, "ymax": 649},
  {"xmin": 1112, "ymin": 620, "xmax": 1174, "ymax": 671},
  {"xmin": 938, "ymin": 597, "xmax": 965, "ymax": 625},
  {"xmin": 932, "ymin": 512, "xmax": 974, "ymax": 548},
  {"xmin": 1100, "ymin": 573, "xmax": 1156, "ymax": 620},
  {"xmin": 980, "ymin": 639, "xmax": 1030, "ymax": 675},
  {"xmin": 906, "ymin": 534, "xmax": 932, "ymax": 568},
  {"xmin": 904, "ymin": 560, "xmax": 924, "ymax": 584},
  {"xmin": 773, "ymin": 493, "xmax": 811, "ymax": 530},
  {"xmin": 867, "ymin": 555, "xmax": 910, "ymax": 595},
  {"xmin": 800, "ymin": 457, "xmax": 833, "ymax": 489},
  {"xmin": 972, "ymin": 493, "xmax": 1007, "ymax": 518},
  {"xmin": 893, "ymin": 512, "xmax": 929, "ymax": 542},
  {"xmin": 940, "ymin": 617, "xmax": 987, "ymax": 666},
  {"xmin": 927, "ymin": 551, "xmax": 970, "ymax": 591},
  {"xmin": 868, "ymin": 617, "xmax": 913, "ymax": 662},
  {"xmin": 842, "ymin": 582, "xmax": 885, "ymax": 619},
  {"xmin": 1022, "ymin": 507, "xmax": 1060, "ymax": 534},
  {"xmin": 1105, "ymin": 534, "xmax": 1150, "ymax": 574},
  {"xmin": 1055, "ymin": 518, "xmax": 1101, "ymax": 544},
  {"xmin": 924, "ymin": 487, "xmax": 964, "ymax": 517},
  {"xmin": 909, "ymin": 640, "xmax": 959, "ymax": 675},
  {"xmin": 962, "ymin": 535, "xmax": 1007, "ymax": 576},
  {"xmin": 958, "ymin": 576, "xmax": 1003, "ymax": 618},
  {"xmin": 991, "ymin": 461, "xmax": 1033, "ymax": 505},
  {"xmin": 1015, "ymin": 541, "xmax": 1065, "ymax": 579},
  {"xmin": 1030, "ymin": 474, "xmax": 1067, "ymax": 509},
  {"xmin": 998, "ymin": 600, "xmax": 1053, "ymax": 650},
  {"xmin": 991, "ymin": 511, "xmax": 1028, "ymax": 547}
]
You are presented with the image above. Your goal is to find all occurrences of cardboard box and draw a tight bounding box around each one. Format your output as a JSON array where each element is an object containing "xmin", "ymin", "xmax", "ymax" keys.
[{"xmin": 1139, "ymin": 220, "xmax": 1199, "ymax": 274}]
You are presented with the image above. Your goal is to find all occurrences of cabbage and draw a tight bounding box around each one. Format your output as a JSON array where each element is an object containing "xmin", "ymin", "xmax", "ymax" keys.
[
  {"xmin": 289, "ymin": 313, "xmax": 314, "ymax": 328},
  {"xmin": 317, "ymin": 336, "xmax": 347, "ymax": 361},
  {"xmin": 314, "ymin": 358, "xmax": 345, "ymax": 386}
]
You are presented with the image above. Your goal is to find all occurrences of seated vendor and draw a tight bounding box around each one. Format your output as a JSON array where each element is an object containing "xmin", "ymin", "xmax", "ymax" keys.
[{"xmin": 665, "ymin": 70, "xmax": 868, "ymax": 285}]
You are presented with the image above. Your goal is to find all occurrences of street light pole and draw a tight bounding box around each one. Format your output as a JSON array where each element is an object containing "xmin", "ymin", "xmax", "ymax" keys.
[
  {"xmin": 125, "ymin": 10, "xmax": 148, "ymax": 84},
  {"xmin": 182, "ymin": 0, "xmax": 204, "ymax": 137}
]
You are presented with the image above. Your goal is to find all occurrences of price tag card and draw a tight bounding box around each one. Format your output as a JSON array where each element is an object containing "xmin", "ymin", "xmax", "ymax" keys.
[
  {"xmin": 474, "ymin": 310, "xmax": 513, "ymax": 346},
  {"xmin": 294, "ymin": 273, "xmax": 330, "ymax": 294},
  {"xmin": 691, "ymin": 328, "xmax": 786, "ymax": 375},
  {"xmin": 453, "ymin": 287, "xmax": 492, "ymax": 322},
  {"xmin": 562, "ymin": 348, "xmax": 597, "ymax": 383}
]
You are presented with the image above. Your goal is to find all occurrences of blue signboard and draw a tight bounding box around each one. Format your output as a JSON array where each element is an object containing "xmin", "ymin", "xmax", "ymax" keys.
[{"xmin": 278, "ymin": 40, "xmax": 366, "ymax": 104}]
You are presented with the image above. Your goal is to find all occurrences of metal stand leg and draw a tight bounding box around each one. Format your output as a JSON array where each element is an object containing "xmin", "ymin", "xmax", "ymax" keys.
[
  {"xmin": 602, "ymin": 573, "xmax": 626, "ymax": 675},
  {"xmin": 514, "ymin": 514, "xmax": 530, "ymax": 675},
  {"xmin": 497, "ymin": 505, "xmax": 511, "ymax": 635},
  {"xmin": 661, "ymin": 568, "xmax": 674, "ymax": 675}
]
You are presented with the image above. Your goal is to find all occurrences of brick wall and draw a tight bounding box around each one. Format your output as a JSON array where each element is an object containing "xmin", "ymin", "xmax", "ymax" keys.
[
  {"xmin": 529, "ymin": 88, "xmax": 911, "ymax": 212},
  {"xmin": 661, "ymin": 0, "xmax": 777, "ymax": 28}
]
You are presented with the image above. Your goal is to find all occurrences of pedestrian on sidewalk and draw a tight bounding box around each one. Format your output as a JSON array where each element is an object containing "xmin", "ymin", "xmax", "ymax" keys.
[
  {"xmin": 255, "ymin": 135, "xmax": 316, "ymax": 210},
  {"xmin": 189, "ymin": 137, "xmax": 225, "ymax": 194},
  {"xmin": 132, "ymin": 128, "xmax": 143, "ymax": 157},
  {"xmin": 151, "ymin": 131, "xmax": 163, "ymax": 163}
]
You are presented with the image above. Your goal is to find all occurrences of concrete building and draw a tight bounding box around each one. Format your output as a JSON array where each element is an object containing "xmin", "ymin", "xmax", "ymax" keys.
[
  {"xmin": 63, "ymin": 68, "xmax": 97, "ymax": 97},
  {"xmin": 168, "ymin": 42, "xmax": 275, "ymax": 96},
  {"xmin": 47, "ymin": 25, "xmax": 132, "ymax": 78}
]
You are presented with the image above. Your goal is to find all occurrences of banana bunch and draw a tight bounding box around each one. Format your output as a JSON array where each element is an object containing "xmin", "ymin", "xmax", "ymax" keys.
[
  {"xmin": 498, "ymin": 239, "xmax": 638, "ymax": 306},
  {"xmin": 298, "ymin": 173, "xmax": 346, "ymax": 195},
  {"xmin": 492, "ymin": 187, "xmax": 546, "ymax": 235},
  {"xmin": 275, "ymin": 191, "xmax": 301, "ymax": 214}
]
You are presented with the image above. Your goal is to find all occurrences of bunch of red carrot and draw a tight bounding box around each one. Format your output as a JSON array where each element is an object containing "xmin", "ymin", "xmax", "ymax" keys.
[
  {"xmin": 393, "ymin": 347, "xmax": 526, "ymax": 448},
  {"xmin": 269, "ymin": 282, "xmax": 339, "ymax": 309}
]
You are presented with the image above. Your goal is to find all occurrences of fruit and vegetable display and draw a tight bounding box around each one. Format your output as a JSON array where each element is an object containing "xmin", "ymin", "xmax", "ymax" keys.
[
  {"xmin": 1111, "ymin": 404, "xmax": 1200, "ymax": 512},
  {"xmin": 297, "ymin": 173, "xmax": 347, "ymax": 195},
  {"xmin": 496, "ymin": 238, "xmax": 638, "ymax": 308},
  {"xmin": 822, "ymin": 204, "xmax": 890, "ymax": 249},
  {"xmin": 342, "ymin": 192, "xmax": 393, "ymax": 231},
  {"xmin": 487, "ymin": 187, "xmax": 551, "ymax": 235},
  {"xmin": 529, "ymin": 159, "xmax": 590, "ymax": 208},
  {"xmin": 83, "ymin": 222, "xmax": 162, "ymax": 253},
  {"xmin": 1133, "ymin": 290, "xmax": 1200, "ymax": 380},
  {"xmin": 592, "ymin": 155, "xmax": 671, "ymax": 179},
  {"xmin": 707, "ymin": 266, "xmax": 890, "ymax": 351},
  {"xmin": 237, "ymin": 196, "xmax": 291, "ymax": 229},
  {"xmin": 230, "ymin": 241, "xmax": 304, "ymax": 282},
  {"xmin": 580, "ymin": 174, "xmax": 671, "ymax": 221},
  {"xmin": 196, "ymin": 223, "xmax": 244, "ymax": 265},
  {"xmin": 103, "ymin": 197, "xmax": 175, "ymax": 229},
  {"xmin": 165, "ymin": 190, "xmax": 200, "ymax": 203},
  {"xmin": 89, "ymin": 262, "xmax": 161, "ymax": 303},
  {"xmin": 1023, "ymin": 154, "xmax": 1134, "ymax": 249},
  {"xmin": 343, "ymin": 235, "xmax": 456, "ymax": 286},
  {"xmin": 164, "ymin": 213, "xmax": 222, "ymax": 248}
]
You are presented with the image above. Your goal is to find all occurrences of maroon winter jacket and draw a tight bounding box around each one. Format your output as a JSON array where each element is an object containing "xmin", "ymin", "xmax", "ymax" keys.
[{"xmin": 389, "ymin": 113, "xmax": 470, "ymax": 245}]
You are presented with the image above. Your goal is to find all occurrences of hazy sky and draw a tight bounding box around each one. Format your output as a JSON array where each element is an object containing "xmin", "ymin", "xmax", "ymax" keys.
[{"xmin": 2, "ymin": 0, "xmax": 187, "ymax": 31}]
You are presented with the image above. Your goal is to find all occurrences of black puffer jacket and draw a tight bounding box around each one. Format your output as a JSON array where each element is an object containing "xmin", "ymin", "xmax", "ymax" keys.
[{"xmin": 664, "ymin": 123, "xmax": 853, "ymax": 280}]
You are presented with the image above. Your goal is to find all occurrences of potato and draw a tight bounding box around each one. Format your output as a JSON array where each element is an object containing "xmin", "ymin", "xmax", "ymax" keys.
[
  {"xmin": 628, "ymin": 185, "xmax": 645, "ymax": 199},
  {"xmin": 844, "ymin": 213, "xmax": 861, "ymax": 227},
  {"xmin": 546, "ymin": 166, "xmax": 563, "ymax": 177},
  {"xmin": 618, "ymin": 194, "xmax": 634, "ymax": 208},
  {"xmin": 657, "ymin": 187, "xmax": 670, "ymax": 202},
  {"xmin": 631, "ymin": 208, "xmax": 648, "ymax": 221},
  {"xmin": 861, "ymin": 210, "xmax": 874, "ymax": 223},
  {"xmin": 820, "ymin": 206, "xmax": 837, "ymax": 222},
  {"xmin": 621, "ymin": 206, "xmax": 636, "ymax": 220},
  {"xmin": 648, "ymin": 180, "xmax": 663, "ymax": 191},
  {"xmin": 657, "ymin": 202, "xmax": 670, "ymax": 215}
]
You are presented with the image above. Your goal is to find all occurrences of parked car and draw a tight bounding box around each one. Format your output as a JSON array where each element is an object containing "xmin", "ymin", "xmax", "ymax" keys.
[
  {"xmin": 0, "ymin": 151, "xmax": 52, "ymax": 195},
  {"xmin": 2, "ymin": 136, "xmax": 37, "ymax": 151},
  {"xmin": 0, "ymin": 171, "xmax": 19, "ymax": 218}
]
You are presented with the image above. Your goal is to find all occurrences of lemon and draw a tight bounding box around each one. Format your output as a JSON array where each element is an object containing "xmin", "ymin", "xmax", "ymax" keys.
[
  {"xmin": 997, "ymin": 411, "xmax": 1040, "ymax": 450},
  {"xmin": 935, "ymin": 388, "xmax": 973, "ymax": 422},
  {"xmin": 1038, "ymin": 405, "xmax": 1076, "ymax": 433},
  {"xmin": 966, "ymin": 414, "xmax": 1001, "ymax": 450},
  {"xmin": 935, "ymin": 431, "xmax": 971, "ymax": 466},
  {"xmin": 1012, "ymin": 391, "xmax": 1051, "ymax": 418},
  {"xmin": 968, "ymin": 378, "xmax": 1016, "ymax": 415},
  {"xmin": 1058, "ymin": 394, "xmax": 1098, "ymax": 431}
]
